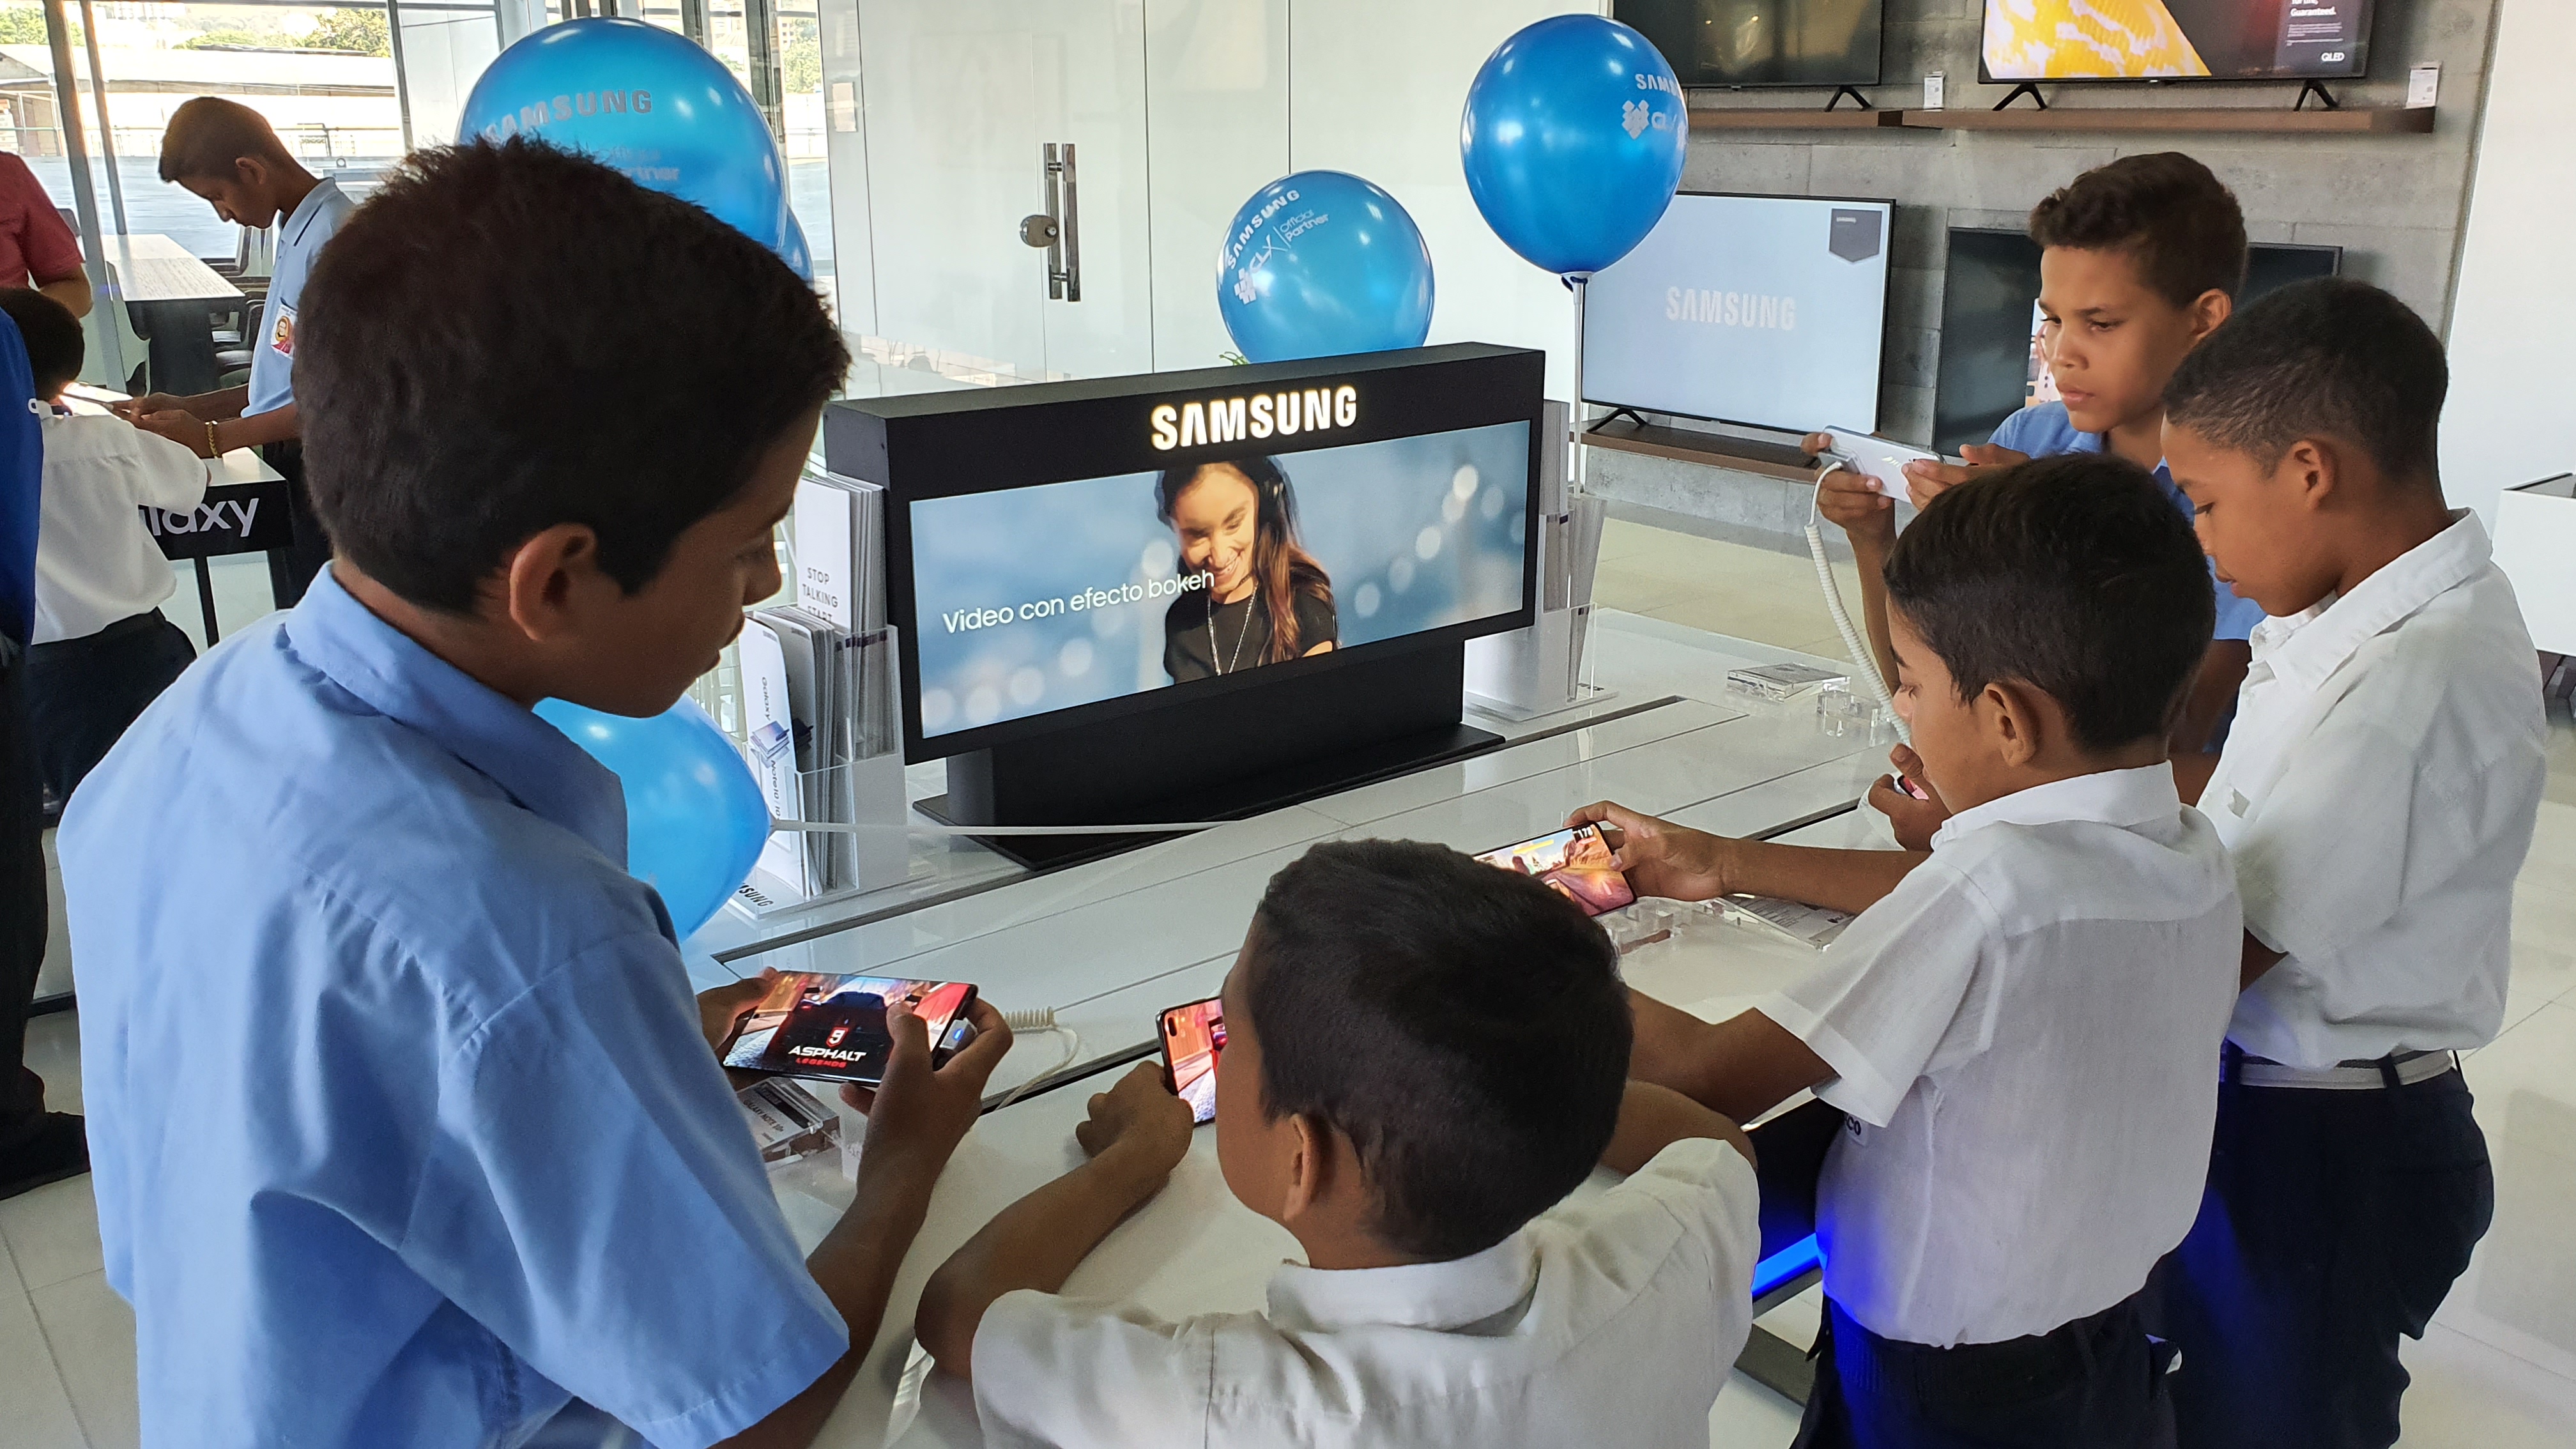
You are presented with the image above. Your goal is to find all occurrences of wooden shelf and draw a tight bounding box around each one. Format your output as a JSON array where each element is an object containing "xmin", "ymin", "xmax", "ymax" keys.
[
  {"xmin": 1686, "ymin": 104, "xmax": 1901, "ymax": 130},
  {"xmin": 1582, "ymin": 420, "xmax": 1821, "ymax": 484},
  {"xmin": 1893, "ymin": 105, "xmax": 2434, "ymax": 135}
]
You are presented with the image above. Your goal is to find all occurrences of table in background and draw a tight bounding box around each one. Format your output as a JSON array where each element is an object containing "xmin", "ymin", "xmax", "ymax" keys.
[{"xmin": 97, "ymin": 233, "xmax": 243, "ymax": 397}]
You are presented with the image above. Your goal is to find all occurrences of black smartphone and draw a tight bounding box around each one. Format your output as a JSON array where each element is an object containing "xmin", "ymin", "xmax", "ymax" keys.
[
  {"xmin": 1158, "ymin": 996, "xmax": 1226, "ymax": 1126},
  {"xmin": 1472, "ymin": 824, "xmax": 1638, "ymax": 917},
  {"xmin": 720, "ymin": 972, "xmax": 980, "ymax": 1086}
]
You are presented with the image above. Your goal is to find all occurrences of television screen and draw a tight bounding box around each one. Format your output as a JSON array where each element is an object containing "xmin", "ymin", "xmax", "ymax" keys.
[
  {"xmin": 1933, "ymin": 227, "xmax": 2342, "ymax": 453},
  {"xmin": 1581, "ymin": 192, "xmax": 1894, "ymax": 434},
  {"xmin": 1981, "ymin": 0, "xmax": 2372, "ymax": 82},
  {"xmin": 1615, "ymin": 1, "xmax": 1885, "ymax": 88},
  {"xmin": 839, "ymin": 346, "xmax": 1544, "ymax": 761}
]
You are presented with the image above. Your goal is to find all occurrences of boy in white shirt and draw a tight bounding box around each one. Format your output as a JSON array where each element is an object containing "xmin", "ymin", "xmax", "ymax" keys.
[
  {"xmin": 1574, "ymin": 453, "xmax": 2242, "ymax": 1446},
  {"xmin": 0, "ymin": 289, "xmax": 206, "ymax": 806},
  {"xmin": 2156, "ymin": 278, "xmax": 2545, "ymax": 1448},
  {"xmin": 913, "ymin": 837, "xmax": 1765, "ymax": 1448}
]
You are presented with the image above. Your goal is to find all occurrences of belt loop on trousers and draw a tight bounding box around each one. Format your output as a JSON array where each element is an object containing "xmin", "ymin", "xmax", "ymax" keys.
[{"xmin": 2377, "ymin": 1055, "xmax": 2404, "ymax": 1089}]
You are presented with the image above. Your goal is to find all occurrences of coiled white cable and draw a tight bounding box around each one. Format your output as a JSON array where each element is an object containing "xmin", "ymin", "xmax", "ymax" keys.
[
  {"xmin": 994, "ymin": 1006, "xmax": 1082, "ymax": 1109},
  {"xmin": 1808, "ymin": 456, "xmax": 1910, "ymax": 746}
]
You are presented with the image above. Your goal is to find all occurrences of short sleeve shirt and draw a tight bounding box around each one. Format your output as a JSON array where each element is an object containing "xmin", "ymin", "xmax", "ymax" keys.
[
  {"xmin": 0, "ymin": 151, "xmax": 82, "ymax": 291},
  {"xmin": 247, "ymin": 177, "xmax": 355, "ymax": 417},
  {"xmin": 1989, "ymin": 402, "xmax": 2266, "ymax": 643},
  {"xmin": 59, "ymin": 567, "xmax": 847, "ymax": 1448},
  {"xmin": 2200, "ymin": 512, "xmax": 2548, "ymax": 1067},
  {"xmin": 1758, "ymin": 766, "xmax": 2242, "ymax": 1347},
  {"xmin": 970, "ymin": 1138, "xmax": 1761, "ymax": 1449}
]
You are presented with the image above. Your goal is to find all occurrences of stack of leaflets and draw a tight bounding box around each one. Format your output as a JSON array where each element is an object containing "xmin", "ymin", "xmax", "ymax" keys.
[
  {"xmin": 1724, "ymin": 661, "xmax": 1850, "ymax": 703},
  {"xmin": 736, "ymin": 469, "xmax": 900, "ymax": 900}
]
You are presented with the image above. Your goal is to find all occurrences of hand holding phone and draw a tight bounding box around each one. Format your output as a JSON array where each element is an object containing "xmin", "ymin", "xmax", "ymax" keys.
[
  {"xmin": 1158, "ymin": 997, "xmax": 1227, "ymax": 1124},
  {"xmin": 1473, "ymin": 824, "xmax": 1639, "ymax": 917},
  {"xmin": 1821, "ymin": 427, "xmax": 1956, "ymax": 500},
  {"xmin": 720, "ymin": 971, "xmax": 981, "ymax": 1087},
  {"xmin": 1076, "ymin": 1062, "xmax": 1195, "ymax": 1175}
]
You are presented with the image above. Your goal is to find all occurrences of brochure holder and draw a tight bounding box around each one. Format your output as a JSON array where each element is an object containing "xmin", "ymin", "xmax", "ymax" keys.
[{"xmin": 1466, "ymin": 400, "xmax": 1611, "ymax": 719}]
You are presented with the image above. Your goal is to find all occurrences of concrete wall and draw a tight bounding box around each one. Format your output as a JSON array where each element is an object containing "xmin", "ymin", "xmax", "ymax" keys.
[{"xmin": 1591, "ymin": 0, "xmax": 2502, "ymax": 544}]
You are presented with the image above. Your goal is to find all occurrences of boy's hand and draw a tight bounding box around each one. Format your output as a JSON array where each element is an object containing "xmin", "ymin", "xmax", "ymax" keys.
[
  {"xmin": 1073, "ymin": 1062, "xmax": 1193, "ymax": 1183},
  {"xmin": 111, "ymin": 392, "xmax": 189, "ymax": 420},
  {"xmin": 841, "ymin": 999, "xmax": 1012, "ymax": 1176},
  {"xmin": 137, "ymin": 410, "xmax": 214, "ymax": 457},
  {"xmin": 1867, "ymin": 744, "xmax": 1951, "ymax": 852},
  {"xmin": 696, "ymin": 968, "xmax": 777, "ymax": 1054},
  {"xmin": 1802, "ymin": 432, "xmax": 1897, "ymax": 551},
  {"xmin": 1566, "ymin": 801, "xmax": 1740, "ymax": 902},
  {"xmin": 1899, "ymin": 442, "xmax": 2028, "ymax": 511}
]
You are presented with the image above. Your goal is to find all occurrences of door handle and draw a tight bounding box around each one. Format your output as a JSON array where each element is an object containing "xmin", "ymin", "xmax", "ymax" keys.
[{"xmin": 1019, "ymin": 142, "xmax": 1082, "ymax": 302}]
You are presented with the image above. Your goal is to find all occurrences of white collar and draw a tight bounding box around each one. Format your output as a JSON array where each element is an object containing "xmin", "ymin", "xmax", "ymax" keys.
[
  {"xmin": 2251, "ymin": 510, "xmax": 2490, "ymax": 693},
  {"xmin": 283, "ymin": 176, "xmax": 342, "ymax": 247},
  {"xmin": 1931, "ymin": 763, "xmax": 2181, "ymax": 850},
  {"xmin": 1265, "ymin": 1234, "xmax": 1538, "ymax": 1335}
]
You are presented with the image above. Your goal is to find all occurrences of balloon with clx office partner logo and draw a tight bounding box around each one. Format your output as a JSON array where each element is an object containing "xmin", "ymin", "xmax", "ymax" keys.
[
  {"xmin": 1216, "ymin": 171, "xmax": 1434, "ymax": 364},
  {"xmin": 1460, "ymin": 15, "xmax": 1688, "ymax": 278},
  {"xmin": 535, "ymin": 696, "xmax": 770, "ymax": 939},
  {"xmin": 459, "ymin": 17, "xmax": 793, "ymax": 263}
]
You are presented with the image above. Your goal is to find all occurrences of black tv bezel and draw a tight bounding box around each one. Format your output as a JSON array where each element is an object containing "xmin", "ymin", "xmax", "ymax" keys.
[
  {"xmin": 1930, "ymin": 224, "xmax": 2345, "ymax": 453},
  {"xmin": 1578, "ymin": 188, "xmax": 1897, "ymax": 435},
  {"xmin": 1614, "ymin": 0, "xmax": 1887, "ymax": 91},
  {"xmin": 826, "ymin": 344, "xmax": 1546, "ymax": 765},
  {"xmin": 1972, "ymin": 0, "xmax": 2374, "ymax": 87}
]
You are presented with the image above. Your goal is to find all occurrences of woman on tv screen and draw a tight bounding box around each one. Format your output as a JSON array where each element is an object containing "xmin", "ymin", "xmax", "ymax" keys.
[{"xmin": 1156, "ymin": 456, "xmax": 1338, "ymax": 682}]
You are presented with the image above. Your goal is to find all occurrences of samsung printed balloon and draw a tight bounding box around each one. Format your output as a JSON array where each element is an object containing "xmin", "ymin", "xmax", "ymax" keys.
[
  {"xmin": 535, "ymin": 696, "xmax": 770, "ymax": 938},
  {"xmin": 459, "ymin": 18, "xmax": 793, "ymax": 262},
  {"xmin": 1460, "ymin": 15, "xmax": 1689, "ymax": 277},
  {"xmin": 1216, "ymin": 171, "xmax": 1435, "ymax": 364}
]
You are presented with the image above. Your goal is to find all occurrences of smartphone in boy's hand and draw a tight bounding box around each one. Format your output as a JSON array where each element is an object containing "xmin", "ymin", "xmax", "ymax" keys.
[{"xmin": 1075, "ymin": 1062, "xmax": 1195, "ymax": 1176}]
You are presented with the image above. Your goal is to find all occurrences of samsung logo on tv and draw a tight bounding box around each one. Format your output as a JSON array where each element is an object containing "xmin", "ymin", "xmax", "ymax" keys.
[
  {"xmin": 1666, "ymin": 288, "xmax": 1798, "ymax": 332},
  {"xmin": 1151, "ymin": 385, "xmax": 1359, "ymax": 450}
]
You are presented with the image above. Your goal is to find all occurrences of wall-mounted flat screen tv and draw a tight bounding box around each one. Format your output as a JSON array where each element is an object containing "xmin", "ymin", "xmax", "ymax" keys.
[
  {"xmin": 1934, "ymin": 227, "xmax": 2342, "ymax": 453},
  {"xmin": 1616, "ymin": 1, "xmax": 1885, "ymax": 88},
  {"xmin": 1583, "ymin": 191, "xmax": 1894, "ymax": 435},
  {"xmin": 1981, "ymin": 0, "xmax": 2372, "ymax": 82}
]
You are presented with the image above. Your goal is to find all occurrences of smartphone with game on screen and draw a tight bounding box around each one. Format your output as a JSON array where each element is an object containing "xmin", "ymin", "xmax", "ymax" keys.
[
  {"xmin": 1158, "ymin": 997, "xmax": 1226, "ymax": 1125},
  {"xmin": 1473, "ymin": 824, "xmax": 1637, "ymax": 917},
  {"xmin": 719, "ymin": 971, "xmax": 979, "ymax": 1087}
]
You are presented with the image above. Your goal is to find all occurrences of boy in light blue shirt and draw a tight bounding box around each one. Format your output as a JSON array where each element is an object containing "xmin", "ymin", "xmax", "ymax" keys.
[
  {"xmin": 1816, "ymin": 155, "xmax": 2262, "ymax": 829},
  {"xmin": 63, "ymin": 141, "xmax": 1010, "ymax": 1449}
]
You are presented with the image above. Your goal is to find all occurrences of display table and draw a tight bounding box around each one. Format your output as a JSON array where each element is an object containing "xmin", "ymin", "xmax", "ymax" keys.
[{"xmin": 97, "ymin": 233, "xmax": 244, "ymax": 397}]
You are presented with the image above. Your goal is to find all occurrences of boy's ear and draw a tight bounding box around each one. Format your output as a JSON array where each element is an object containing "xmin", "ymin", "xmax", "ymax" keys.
[
  {"xmin": 2276, "ymin": 438, "xmax": 2340, "ymax": 512},
  {"xmin": 1279, "ymin": 1114, "xmax": 1331, "ymax": 1226},
  {"xmin": 498, "ymin": 522, "xmax": 615, "ymax": 641},
  {"xmin": 2185, "ymin": 288, "xmax": 2232, "ymax": 347},
  {"xmin": 1979, "ymin": 679, "xmax": 2048, "ymax": 768}
]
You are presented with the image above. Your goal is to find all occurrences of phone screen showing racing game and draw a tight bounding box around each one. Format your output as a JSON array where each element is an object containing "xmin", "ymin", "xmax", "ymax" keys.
[
  {"xmin": 721, "ymin": 972, "xmax": 978, "ymax": 1086},
  {"xmin": 1158, "ymin": 997, "xmax": 1226, "ymax": 1125},
  {"xmin": 1473, "ymin": 824, "xmax": 1638, "ymax": 917}
]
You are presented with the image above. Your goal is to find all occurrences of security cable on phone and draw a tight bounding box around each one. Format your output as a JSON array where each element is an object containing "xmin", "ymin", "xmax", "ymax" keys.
[
  {"xmin": 1807, "ymin": 454, "xmax": 1910, "ymax": 745},
  {"xmin": 995, "ymin": 1007, "xmax": 1082, "ymax": 1109}
]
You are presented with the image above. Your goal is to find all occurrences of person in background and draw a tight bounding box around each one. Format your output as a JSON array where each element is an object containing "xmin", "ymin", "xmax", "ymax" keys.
[
  {"xmin": 0, "ymin": 150, "xmax": 91, "ymax": 319},
  {"xmin": 117, "ymin": 96, "xmax": 351, "ymax": 608},
  {"xmin": 2156, "ymin": 279, "xmax": 2546, "ymax": 1449},
  {"xmin": 915, "ymin": 838, "xmax": 1763, "ymax": 1449},
  {"xmin": 0, "ymin": 303, "xmax": 77, "ymax": 1203},
  {"xmin": 1814, "ymin": 153, "xmax": 2261, "ymax": 843},
  {"xmin": 1158, "ymin": 455, "xmax": 1337, "ymax": 681},
  {"xmin": 0, "ymin": 288, "xmax": 206, "ymax": 809}
]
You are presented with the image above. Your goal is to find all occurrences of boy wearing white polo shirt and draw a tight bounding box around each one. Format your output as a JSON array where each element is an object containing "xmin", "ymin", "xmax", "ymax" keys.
[
  {"xmin": 122, "ymin": 96, "xmax": 353, "ymax": 608},
  {"xmin": 1575, "ymin": 454, "xmax": 2241, "ymax": 1446},
  {"xmin": 2157, "ymin": 279, "xmax": 2545, "ymax": 1448},
  {"xmin": 913, "ymin": 838, "xmax": 1765, "ymax": 1449}
]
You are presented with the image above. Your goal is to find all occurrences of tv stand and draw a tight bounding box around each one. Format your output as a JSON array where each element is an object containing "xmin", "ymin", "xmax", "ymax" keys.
[
  {"xmin": 919, "ymin": 643, "xmax": 1505, "ymax": 870},
  {"xmin": 1993, "ymin": 83, "xmax": 2047, "ymax": 111},
  {"xmin": 1591, "ymin": 406, "xmax": 1652, "ymax": 431},
  {"xmin": 2294, "ymin": 80, "xmax": 2340, "ymax": 111},
  {"xmin": 1824, "ymin": 86, "xmax": 1873, "ymax": 112}
]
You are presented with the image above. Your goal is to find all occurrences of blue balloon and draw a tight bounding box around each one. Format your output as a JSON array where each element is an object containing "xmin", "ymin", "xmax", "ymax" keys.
[
  {"xmin": 459, "ymin": 18, "xmax": 794, "ymax": 264},
  {"xmin": 778, "ymin": 206, "xmax": 813, "ymax": 283},
  {"xmin": 1216, "ymin": 171, "xmax": 1434, "ymax": 364},
  {"xmin": 535, "ymin": 696, "xmax": 769, "ymax": 938},
  {"xmin": 1460, "ymin": 15, "xmax": 1689, "ymax": 277}
]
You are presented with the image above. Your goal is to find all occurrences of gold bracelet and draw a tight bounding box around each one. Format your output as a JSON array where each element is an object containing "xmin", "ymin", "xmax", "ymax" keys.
[{"xmin": 206, "ymin": 421, "xmax": 220, "ymax": 457}]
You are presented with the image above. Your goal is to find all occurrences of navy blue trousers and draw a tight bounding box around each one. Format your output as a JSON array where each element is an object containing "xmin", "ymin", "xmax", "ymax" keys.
[{"xmin": 1795, "ymin": 1292, "xmax": 2176, "ymax": 1449}]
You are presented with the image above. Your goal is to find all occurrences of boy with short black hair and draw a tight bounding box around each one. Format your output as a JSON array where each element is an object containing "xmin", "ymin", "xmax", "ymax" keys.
[
  {"xmin": 0, "ymin": 287, "xmax": 206, "ymax": 809},
  {"xmin": 1575, "ymin": 453, "xmax": 2242, "ymax": 1446},
  {"xmin": 914, "ymin": 837, "xmax": 1763, "ymax": 1448},
  {"xmin": 119, "ymin": 96, "xmax": 355, "ymax": 606},
  {"xmin": 1820, "ymin": 152, "xmax": 2260, "ymax": 794},
  {"xmin": 63, "ymin": 139, "xmax": 1011, "ymax": 1449},
  {"xmin": 2156, "ymin": 277, "xmax": 2545, "ymax": 1448}
]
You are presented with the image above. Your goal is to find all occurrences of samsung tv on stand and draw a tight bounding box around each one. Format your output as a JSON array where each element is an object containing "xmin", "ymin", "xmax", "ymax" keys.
[{"xmin": 824, "ymin": 343, "xmax": 1543, "ymax": 869}]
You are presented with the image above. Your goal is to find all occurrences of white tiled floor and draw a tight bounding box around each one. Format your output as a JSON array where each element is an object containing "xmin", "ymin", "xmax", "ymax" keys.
[{"xmin": 6, "ymin": 519, "xmax": 2573, "ymax": 1446}]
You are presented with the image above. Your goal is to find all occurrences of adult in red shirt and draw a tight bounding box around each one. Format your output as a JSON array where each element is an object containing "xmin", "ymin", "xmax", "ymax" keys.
[{"xmin": 0, "ymin": 151, "xmax": 91, "ymax": 319}]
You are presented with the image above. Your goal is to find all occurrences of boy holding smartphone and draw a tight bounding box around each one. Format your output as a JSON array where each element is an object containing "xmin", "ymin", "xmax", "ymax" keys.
[
  {"xmin": 1574, "ymin": 455, "xmax": 2241, "ymax": 1446},
  {"xmin": 1814, "ymin": 153, "xmax": 2260, "ymax": 806},
  {"xmin": 61, "ymin": 141, "xmax": 1010, "ymax": 1448}
]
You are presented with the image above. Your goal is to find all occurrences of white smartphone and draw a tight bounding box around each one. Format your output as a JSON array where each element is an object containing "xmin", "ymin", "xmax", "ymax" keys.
[{"xmin": 1821, "ymin": 428, "xmax": 1957, "ymax": 500}]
